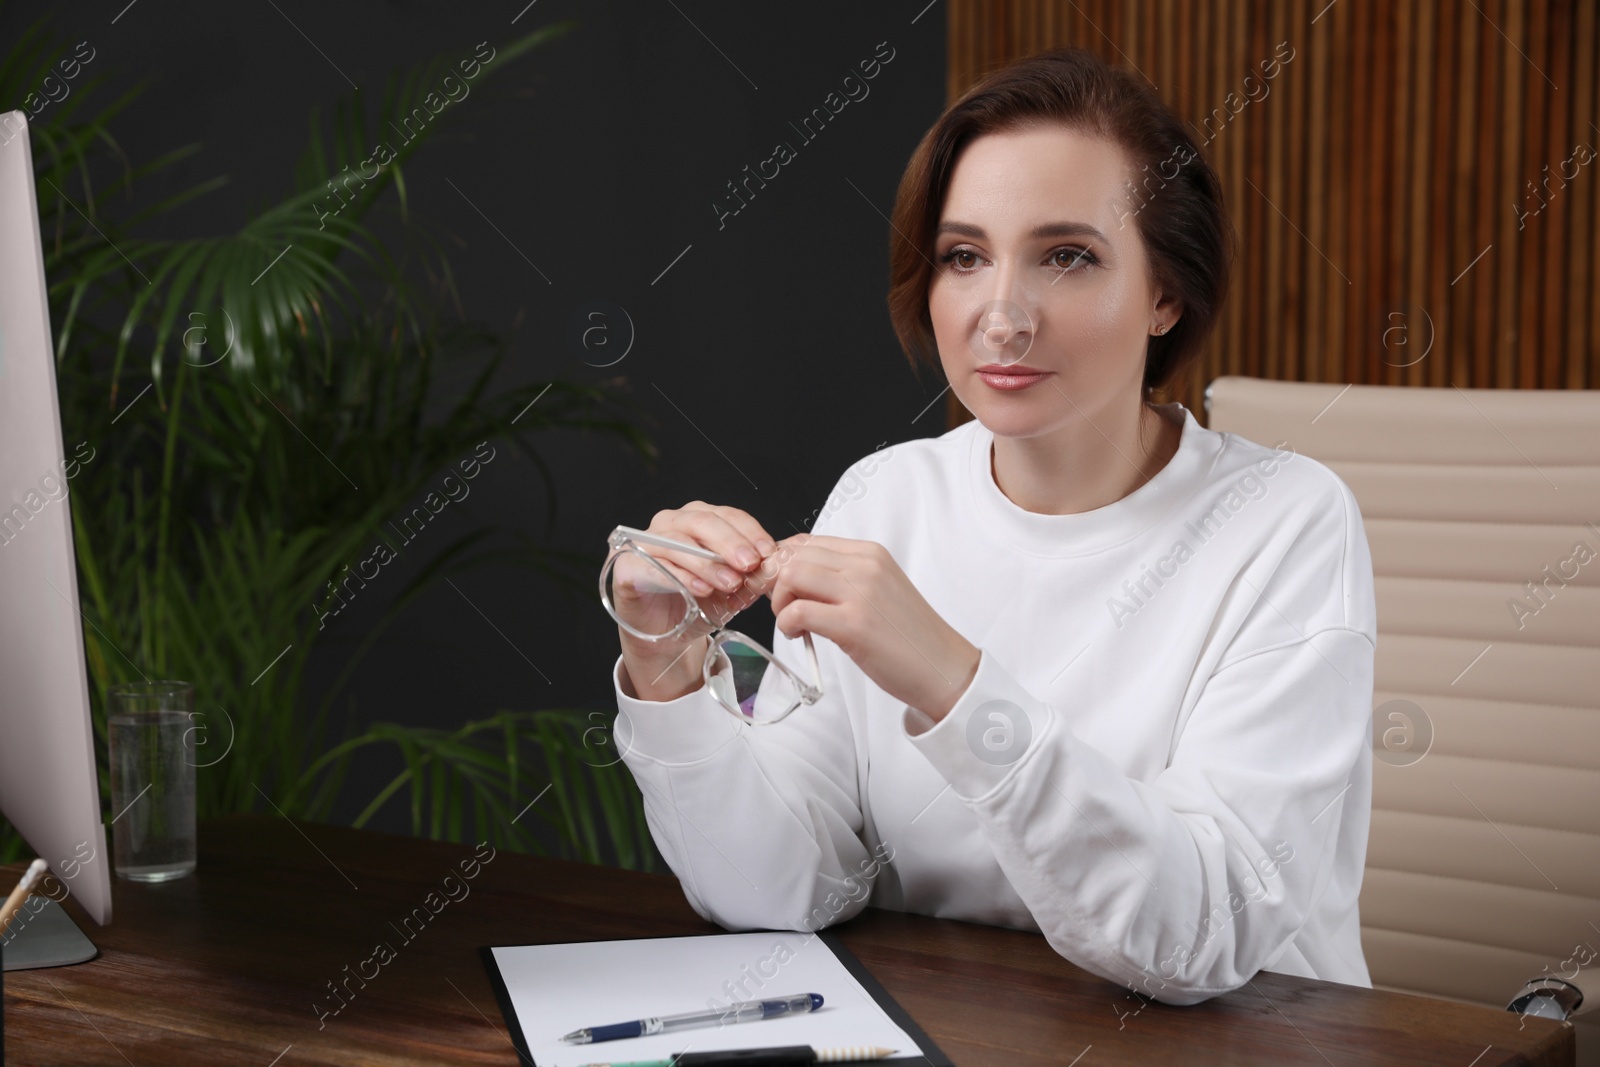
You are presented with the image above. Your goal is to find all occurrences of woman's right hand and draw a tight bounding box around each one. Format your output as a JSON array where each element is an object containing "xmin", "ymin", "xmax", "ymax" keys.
[{"xmin": 612, "ymin": 502, "xmax": 780, "ymax": 701}]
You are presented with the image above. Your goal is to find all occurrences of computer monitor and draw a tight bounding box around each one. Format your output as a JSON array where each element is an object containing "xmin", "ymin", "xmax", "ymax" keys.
[{"xmin": 0, "ymin": 108, "xmax": 112, "ymax": 967}]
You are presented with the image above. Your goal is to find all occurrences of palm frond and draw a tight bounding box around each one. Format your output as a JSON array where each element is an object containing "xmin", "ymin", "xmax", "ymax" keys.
[{"xmin": 290, "ymin": 710, "xmax": 657, "ymax": 869}]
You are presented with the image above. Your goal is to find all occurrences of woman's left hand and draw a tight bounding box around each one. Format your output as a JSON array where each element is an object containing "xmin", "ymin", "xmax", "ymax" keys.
[{"xmin": 764, "ymin": 533, "xmax": 980, "ymax": 723}]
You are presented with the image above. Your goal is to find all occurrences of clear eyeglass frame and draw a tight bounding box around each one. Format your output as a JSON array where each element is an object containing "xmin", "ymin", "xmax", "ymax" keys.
[{"xmin": 600, "ymin": 524, "xmax": 823, "ymax": 725}]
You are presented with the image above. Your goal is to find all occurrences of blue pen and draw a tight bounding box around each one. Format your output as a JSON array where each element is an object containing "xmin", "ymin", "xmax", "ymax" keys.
[{"xmin": 561, "ymin": 992, "xmax": 824, "ymax": 1044}]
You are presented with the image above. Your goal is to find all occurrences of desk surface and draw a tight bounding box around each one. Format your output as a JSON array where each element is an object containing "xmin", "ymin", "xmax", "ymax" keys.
[{"xmin": 2, "ymin": 814, "xmax": 1573, "ymax": 1066}]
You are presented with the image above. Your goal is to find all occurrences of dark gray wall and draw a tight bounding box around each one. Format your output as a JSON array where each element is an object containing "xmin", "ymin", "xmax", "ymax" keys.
[{"xmin": 3, "ymin": 1, "xmax": 949, "ymax": 837}]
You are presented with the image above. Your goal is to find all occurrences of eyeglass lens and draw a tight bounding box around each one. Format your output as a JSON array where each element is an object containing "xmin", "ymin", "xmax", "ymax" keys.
[
  {"xmin": 604, "ymin": 547, "xmax": 696, "ymax": 638},
  {"xmin": 605, "ymin": 541, "xmax": 813, "ymax": 723},
  {"xmin": 712, "ymin": 636, "xmax": 807, "ymax": 723}
]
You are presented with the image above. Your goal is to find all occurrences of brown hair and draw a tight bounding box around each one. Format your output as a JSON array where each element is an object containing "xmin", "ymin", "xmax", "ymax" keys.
[{"xmin": 886, "ymin": 48, "xmax": 1234, "ymax": 401}]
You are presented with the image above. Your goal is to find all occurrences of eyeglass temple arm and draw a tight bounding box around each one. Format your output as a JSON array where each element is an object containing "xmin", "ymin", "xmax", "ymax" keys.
[
  {"xmin": 611, "ymin": 524, "xmax": 725, "ymax": 562},
  {"xmin": 799, "ymin": 630, "xmax": 824, "ymax": 701}
]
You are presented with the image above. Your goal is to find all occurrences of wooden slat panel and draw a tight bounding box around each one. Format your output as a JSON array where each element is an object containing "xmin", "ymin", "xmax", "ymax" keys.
[
  {"xmin": 1496, "ymin": 0, "xmax": 1525, "ymax": 389},
  {"xmin": 1541, "ymin": 2, "xmax": 1570, "ymax": 391},
  {"xmin": 943, "ymin": 0, "xmax": 1600, "ymax": 433},
  {"xmin": 1406, "ymin": 0, "xmax": 1433, "ymax": 389},
  {"xmin": 1590, "ymin": 0, "xmax": 1600, "ymax": 391},
  {"xmin": 1425, "ymin": 0, "xmax": 1454, "ymax": 389},
  {"xmin": 1516, "ymin": 0, "xmax": 1546, "ymax": 389},
  {"xmin": 1472, "ymin": 0, "xmax": 1499, "ymax": 387},
  {"xmin": 1365, "ymin": 0, "xmax": 1389, "ymax": 388},
  {"xmin": 1571, "ymin": 0, "xmax": 1597, "ymax": 389}
]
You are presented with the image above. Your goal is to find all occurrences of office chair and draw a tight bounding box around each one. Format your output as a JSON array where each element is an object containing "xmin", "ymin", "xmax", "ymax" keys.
[{"xmin": 1206, "ymin": 376, "xmax": 1600, "ymax": 1061}]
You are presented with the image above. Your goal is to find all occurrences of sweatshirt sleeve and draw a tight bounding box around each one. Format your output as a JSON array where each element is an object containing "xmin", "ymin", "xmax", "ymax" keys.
[
  {"xmin": 901, "ymin": 484, "xmax": 1377, "ymax": 1004},
  {"xmin": 611, "ymin": 595, "xmax": 878, "ymax": 934}
]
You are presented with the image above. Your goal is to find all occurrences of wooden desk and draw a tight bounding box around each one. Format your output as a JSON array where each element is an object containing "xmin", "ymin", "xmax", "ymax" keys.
[{"xmin": 1, "ymin": 815, "xmax": 1574, "ymax": 1065}]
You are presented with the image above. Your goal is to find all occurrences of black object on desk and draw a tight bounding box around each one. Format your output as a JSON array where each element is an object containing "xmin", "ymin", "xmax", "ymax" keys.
[{"xmin": 672, "ymin": 1046, "xmax": 817, "ymax": 1065}]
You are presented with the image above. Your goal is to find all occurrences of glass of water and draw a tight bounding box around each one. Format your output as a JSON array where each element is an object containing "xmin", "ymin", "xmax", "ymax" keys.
[{"xmin": 108, "ymin": 681, "xmax": 197, "ymax": 882}]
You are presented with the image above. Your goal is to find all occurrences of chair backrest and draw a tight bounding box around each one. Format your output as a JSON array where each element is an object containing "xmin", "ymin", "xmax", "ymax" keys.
[{"xmin": 1205, "ymin": 377, "xmax": 1600, "ymax": 1031}]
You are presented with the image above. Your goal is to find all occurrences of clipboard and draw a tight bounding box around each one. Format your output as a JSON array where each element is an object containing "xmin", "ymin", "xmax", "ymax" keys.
[{"xmin": 480, "ymin": 930, "xmax": 953, "ymax": 1066}]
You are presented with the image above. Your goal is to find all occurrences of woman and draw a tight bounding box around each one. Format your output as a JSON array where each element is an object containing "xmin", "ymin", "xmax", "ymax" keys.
[{"xmin": 608, "ymin": 47, "xmax": 1376, "ymax": 1005}]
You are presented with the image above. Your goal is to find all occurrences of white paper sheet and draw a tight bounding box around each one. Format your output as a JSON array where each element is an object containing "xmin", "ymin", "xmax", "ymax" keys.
[{"xmin": 488, "ymin": 931, "xmax": 922, "ymax": 1066}]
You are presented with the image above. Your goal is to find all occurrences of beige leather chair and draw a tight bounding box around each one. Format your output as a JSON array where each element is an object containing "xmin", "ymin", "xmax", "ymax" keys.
[{"xmin": 1206, "ymin": 377, "xmax": 1600, "ymax": 1063}]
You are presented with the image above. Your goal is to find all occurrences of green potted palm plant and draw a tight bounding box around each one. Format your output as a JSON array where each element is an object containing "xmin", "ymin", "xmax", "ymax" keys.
[{"xmin": 1, "ymin": 7, "xmax": 661, "ymax": 872}]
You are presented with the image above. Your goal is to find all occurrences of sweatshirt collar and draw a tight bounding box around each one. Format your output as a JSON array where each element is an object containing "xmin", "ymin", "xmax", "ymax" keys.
[{"xmin": 964, "ymin": 402, "xmax": 1218, "ymax": 558}]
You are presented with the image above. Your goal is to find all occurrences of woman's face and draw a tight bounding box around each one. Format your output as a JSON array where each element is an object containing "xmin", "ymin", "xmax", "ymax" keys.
[{"xmin": 928, "ymin": 124, "xmax": 1176, "ymax": 440}]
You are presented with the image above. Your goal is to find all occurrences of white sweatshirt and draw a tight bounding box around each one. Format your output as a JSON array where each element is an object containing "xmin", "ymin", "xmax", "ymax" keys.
[{"xmin": 611, "ymin": 402, "xmax": 1376, "ymax": 1005}]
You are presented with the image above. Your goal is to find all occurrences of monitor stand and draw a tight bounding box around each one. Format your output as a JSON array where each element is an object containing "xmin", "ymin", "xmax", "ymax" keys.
[{"xmin": 1, "ymin": 895, "xmax": 98, "ymax": 970}]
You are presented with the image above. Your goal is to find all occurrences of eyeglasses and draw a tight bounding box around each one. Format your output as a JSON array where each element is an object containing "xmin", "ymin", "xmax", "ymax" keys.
[{"xmin": 600, "ymin": 525, "xmax": 823, "ymax": 725}]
